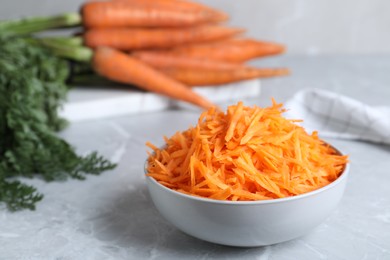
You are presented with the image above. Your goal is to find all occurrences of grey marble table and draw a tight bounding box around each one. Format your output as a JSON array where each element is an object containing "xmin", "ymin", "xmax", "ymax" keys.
[{"xmin": 1, "ymin": 55, "xmax": 390, "ymax": 259}]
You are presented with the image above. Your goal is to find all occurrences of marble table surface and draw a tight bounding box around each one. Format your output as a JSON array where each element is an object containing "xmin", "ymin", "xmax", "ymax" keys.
[{"xmin": 1, "ymin": 55, "xmax": 390, "ymax": 260}]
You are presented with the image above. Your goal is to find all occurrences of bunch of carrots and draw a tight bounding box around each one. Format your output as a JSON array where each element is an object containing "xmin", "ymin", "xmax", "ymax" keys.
[{"xmin": 1, "ymin": 0, "xmax": 288, "ymax": 108}]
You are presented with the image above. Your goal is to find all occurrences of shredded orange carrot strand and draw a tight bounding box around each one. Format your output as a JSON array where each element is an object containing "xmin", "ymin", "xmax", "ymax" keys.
[{"xmin": 146, "ymin": 101, "xmax": 349, "ymax": 201}]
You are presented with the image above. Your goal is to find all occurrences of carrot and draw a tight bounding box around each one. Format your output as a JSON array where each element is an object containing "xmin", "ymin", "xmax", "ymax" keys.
[
  {"xmin": 146, "ymin": 101, "xmax": 348, "ymax": 201},
  {"xmin": 92, "ymin": 46, "xmax": 215, "ymax": 109},
  {"xmin": 114, "ymin": 0, "xmax": 209, "ymax": 10},
  {"xmin": 81, "ymin": 1, "xmax": 227, "ymax": 28},
  {"xmin": 113, "ymin": 0, "xmax": 228, "ymax": 21},
  {"xmin": 162, "ymin": 38, "xmax": 286, "ymax": 63},
  {"xmin": 123, "ymin": 0, "xmax": 219, "ymax": 12},
  {"xmin": 84, "ymin": 25, "xmax": 245, "ymax": 50},
  {"xmin": 132, "ymin": 51, "xmax": 243, "ymax": 70},
  {"xmin": 159, "ymin": 67, "xmax": 290, "ymax": 86}
]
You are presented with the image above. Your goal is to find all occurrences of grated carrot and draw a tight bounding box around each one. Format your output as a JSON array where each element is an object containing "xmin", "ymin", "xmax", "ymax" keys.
[{"xmin": 146, "ymin": 100, "xmax": 349, "ymax": 201}]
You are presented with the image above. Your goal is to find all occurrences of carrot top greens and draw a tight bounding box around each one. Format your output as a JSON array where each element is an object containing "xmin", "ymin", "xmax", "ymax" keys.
[
  {"xmin": 146, "ymin": 101, "xmax": 348, "ymax": 201},
  {"xmin": 0, "ymin": 34, "xmax": 115, "ymax": 211}
]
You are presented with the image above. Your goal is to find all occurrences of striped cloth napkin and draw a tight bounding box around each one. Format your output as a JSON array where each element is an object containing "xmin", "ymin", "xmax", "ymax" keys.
[{"xmin": 284, "ymin": 89, "xmax": 390, "ymax": 145}]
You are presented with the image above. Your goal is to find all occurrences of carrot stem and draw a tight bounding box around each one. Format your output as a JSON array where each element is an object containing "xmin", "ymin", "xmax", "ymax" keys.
[
  {"xmin": 41, "ymin": 36, "xmax": 84, "ymax": 47},
  {"xmin": 37, "ymin": 37, "xmax": 93, "ymax": 62},
  {"xmin": 0, "ymin": 13, "xmax": 82, "ymax": 34}
]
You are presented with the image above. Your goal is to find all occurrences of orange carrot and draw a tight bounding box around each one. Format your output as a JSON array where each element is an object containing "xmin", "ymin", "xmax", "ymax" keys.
[
  {"xmin": 81, "ymin": 1, "xmax": 227, "ymax": 28},
  {"xmin": 160, "ymin": 67, "xmax": 290, "ymax": 86},
  {"xmin": 132, "ymin": 51, "xmax": 243, "ymax": 70},
  {"xmin": 163, "ymin": 38, "xmax": 286, "ymax": 63},
  {"xmin": 129, "ymin": 0, "xmax": 219, "ymax": 12},
  {"xmin": 113, "ymin": 0, "xmax": 228, "ymax": 21},
  {"xmin": 84, "ymin": 26, "xmax": 244, "ymax": 50},
  {"xmin": 146, "ymin": 101, "xmax": 348, "ymax": 201},
  {"xmin": 114, "ymin": 0, "xmax": 210, "ymax": 10},
  {"xmin": 92, "ymin": 46, "xmax": 215, "ymax": 108}
]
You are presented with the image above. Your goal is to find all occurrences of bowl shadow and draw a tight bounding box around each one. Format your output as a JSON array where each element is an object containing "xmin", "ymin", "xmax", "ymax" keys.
[{"xmin": 93, "ymin": 181, "xmax": 272, "ymax": 258}]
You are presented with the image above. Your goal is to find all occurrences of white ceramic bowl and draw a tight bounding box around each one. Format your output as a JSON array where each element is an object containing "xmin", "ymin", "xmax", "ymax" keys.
[{"xmin": 145, "ymin": 155, "xmax": 349, "ymax": 247}]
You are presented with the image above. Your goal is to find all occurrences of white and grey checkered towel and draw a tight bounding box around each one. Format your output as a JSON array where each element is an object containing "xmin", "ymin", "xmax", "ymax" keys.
[{"xmin": 284, "ymin": 89, "xmax": 390, "ymax": 145}]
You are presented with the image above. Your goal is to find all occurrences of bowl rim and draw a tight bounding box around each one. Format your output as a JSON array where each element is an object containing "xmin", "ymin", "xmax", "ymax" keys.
[{"xmin": 144, "ymin": 146, "xmax": 349, "ymax": 206}]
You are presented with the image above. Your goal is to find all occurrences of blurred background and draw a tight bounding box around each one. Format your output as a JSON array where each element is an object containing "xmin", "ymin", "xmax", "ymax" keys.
[
  {"xmin": 1, "ymin": 2, "xmax": 390, "ymax": 258},
  {"xmin": 1, "ymin": 0, "xmax": 389, "ymax": 55}
]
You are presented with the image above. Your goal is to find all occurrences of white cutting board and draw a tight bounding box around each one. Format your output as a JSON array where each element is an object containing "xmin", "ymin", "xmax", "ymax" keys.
[{"xmin": 60, "ymin": 79, "xmax": 261, "ymax": 122}]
